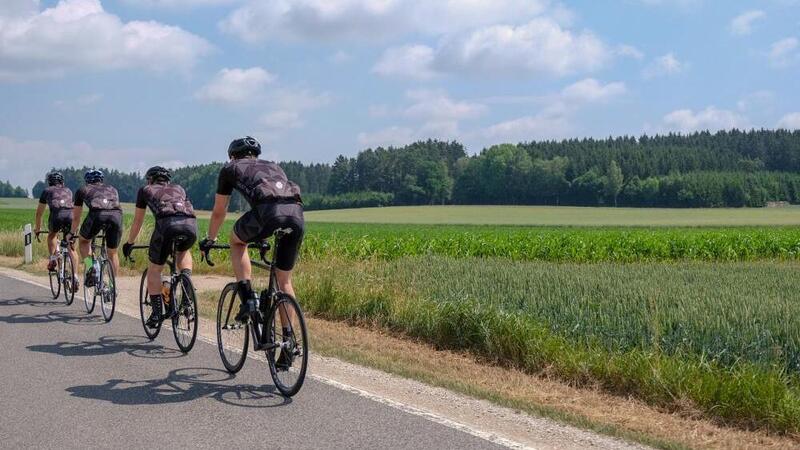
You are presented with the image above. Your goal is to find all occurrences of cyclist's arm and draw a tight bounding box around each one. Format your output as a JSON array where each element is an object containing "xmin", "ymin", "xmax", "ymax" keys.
[
  {"xmin": 207, "ymin": 194, "xmax": 230, "ymax": 241},
  {"xmin": 126, "ymin": 207, "xmax": 147, "ymax": 245},
  {"xmin": 70, "ymin": 206, "xmax": 82, "ymax": 235},
  {"xmin": 34, "ymin": 203, "xmax": 45, "ymax": 233}
]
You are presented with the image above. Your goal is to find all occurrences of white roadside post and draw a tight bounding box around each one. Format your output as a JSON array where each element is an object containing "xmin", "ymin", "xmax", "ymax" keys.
[{"xmin": 23, "ymin": 223, "xmax": 33, "ymax": 264}]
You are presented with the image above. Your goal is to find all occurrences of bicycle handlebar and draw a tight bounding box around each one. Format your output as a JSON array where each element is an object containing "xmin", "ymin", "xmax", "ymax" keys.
[
  {"xmin": 123, "ymin": 245, "xmax": 149, "ymax": 262},
  {"xmin": 201, "ymin": 241, "xmax": 270, "ymax": 267}
]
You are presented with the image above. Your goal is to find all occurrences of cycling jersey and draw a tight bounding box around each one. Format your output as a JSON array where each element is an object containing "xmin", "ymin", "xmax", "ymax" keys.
[
  {"xmin": 135, "ymin": 182, "xmax": 196, "ymax": 219},
  {"xmin": 38, "ymin": 185, "xmax": 74, "ymax": 211},
  {"xmin": 74, "ymin": 183, "xmax": 121, "ymax": 212},
  {"xmin": 216, "ymin": 158, "xmax": 302, "ymax": 207}
]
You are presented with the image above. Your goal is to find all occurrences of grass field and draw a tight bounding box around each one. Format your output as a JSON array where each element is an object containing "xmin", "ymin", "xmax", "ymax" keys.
[
  {"xmin": 2, "ymin": 199, "xmax": 800, "ymax": 434},
  {"xmin": 305, "ymin": 204, "xmax": 800, "ymax": 226}
]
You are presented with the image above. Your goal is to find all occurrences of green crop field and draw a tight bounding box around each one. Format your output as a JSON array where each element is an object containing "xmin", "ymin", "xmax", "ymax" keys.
[
  {"xmin": 305, "ymin": 204, "xmax": 800, "ymax": 226},
  {"xmin": 2, "ymin": 200, "xmax": 800, "ymax": 433}
]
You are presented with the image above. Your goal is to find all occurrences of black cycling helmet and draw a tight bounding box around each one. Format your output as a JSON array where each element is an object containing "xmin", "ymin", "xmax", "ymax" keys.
[
  {"xmin": 84, "ymin": 169, "xmax": 104, "ymax": 184},
  {"xmin": 145, "ymin": 166, "xmax": 171, "ymax": 183},
  {"xmin": 228, "ymin": 136, "xmax": 261, "ymax": 159},
  {"xmin": 46, "ymin": 172, "xmax": 64, "ymax": 186}
]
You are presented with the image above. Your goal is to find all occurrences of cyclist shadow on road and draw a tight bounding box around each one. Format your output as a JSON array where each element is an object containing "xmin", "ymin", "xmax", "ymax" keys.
[
  {"xmin": 66, "ymin": 367, "xmax": 290, "ymax": 408},
  {"xmin": 0, "ymin": 310, "xmax": 105, "ymax": 326},
  {"xmin": 27, "ymin": 335, "xmax": 183, "ymax": 359},
  {"xmin": 0, "ymin": 297, "xmax": 67, "ymax": 309}
]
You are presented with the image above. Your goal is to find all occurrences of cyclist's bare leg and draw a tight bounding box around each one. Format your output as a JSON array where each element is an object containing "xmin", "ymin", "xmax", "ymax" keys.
[
  {"xmin": 78, "ymin": 237, "xmax": 92, "ymax": 273},
  {"xmin": 230, "ymin": 230, "xmax": 251, "ymax": 282},
  {"xmin": 47, "ymin": 231, "xmax": 58, "ymax": 258},
  {"xmin": 108, "ymin": 248, "xmax": 120, "ymax": 279},
  {"xmin": 175, "ymin": 250, "xmax": 193, "ymax": 272},
  {"xmin": 276, "ymin": 268, "xmax": 296, "ymax": 324},
  {"xmin": 146, "ymin": 263, "xmax": 164, "ymax": 294}
]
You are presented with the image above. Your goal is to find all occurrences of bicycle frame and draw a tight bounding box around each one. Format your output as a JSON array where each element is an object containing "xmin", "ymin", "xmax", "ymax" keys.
[
  {"xmin": 37, "ymin": 229, "xmax": 75, "ymax": 283},
  {"xmin": 202, "ymin": 231, "xmax": 289, "ymax": 351},
  {"xmin": 128, "ymin": 240, "xmax": 185, "ymax": 317}
]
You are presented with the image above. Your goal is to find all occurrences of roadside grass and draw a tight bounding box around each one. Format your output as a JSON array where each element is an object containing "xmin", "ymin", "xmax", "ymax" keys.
[{"xmin": 291, "ymin": 257, "xmax": 800, "ymax": 434}]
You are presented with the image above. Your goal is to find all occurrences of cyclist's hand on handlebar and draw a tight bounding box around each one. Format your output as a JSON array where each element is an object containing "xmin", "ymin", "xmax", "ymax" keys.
[
  {"xmin": 122, "ymin": 242, "xmax": 134, "ymax": 259},
  {"xmin": 198, "ymin": 237, "xmax": 216, "ymax": 253}
]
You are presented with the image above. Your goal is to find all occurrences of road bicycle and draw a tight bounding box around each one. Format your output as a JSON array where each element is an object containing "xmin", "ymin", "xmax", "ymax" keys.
[
  {"xmin": 201, "ymin": 229, "xmax": 308, "ymax": 397},
  {"xmin": 83, "ymin": 228, "xmax": 116, "ymax": 322},
  {"xmin": 126, "ymin": 235, "xmax": 199, "ymax": 353},
  {"xmin": 36, "ymin": 229, "xmax": 78, "ymax": 305}
]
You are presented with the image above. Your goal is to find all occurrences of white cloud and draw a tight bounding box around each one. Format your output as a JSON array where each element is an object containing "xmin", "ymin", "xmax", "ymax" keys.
[
  {"xmin": 561, "ymin": 78, "xmax": 626, "ymax": 103},
  {"xmin": 434, "ymin": 18, "xmax": 610, "ymax": 77},
  {"xmin": 357, "ymin": 126, "xmax": 416, "ymax": 148},
  {"xmin": 329, "ymin": 50, "xmax": 353, "ymax": 64},
  {"xmin": 476, "ymin": 79, "xmax": 625, "ymax": 144},
  {"xmin": 643, "ymin": 52, "xmax": 686, "ymax": 78},
  {"xmin": 777, "ymin": 112, "xmax": 800, "ymax": 129},
  {"xmin": 372, "ymin": 45, "xmax": 437, "ymax": 80},
  {"xmin": 359, "ymin": 79, "xmax": 624, "ymax": 149},
  {"xmin": 481, "ymin": 111, "xmax": 571, "ymax": 143},
  {"xmin": 54, "ymin": 93, "xmax": 103, "ymax": 109},
  {"xmin": 0, "ymin": 0, "xmax": 211, "ymax": 82},
  {"xmin": 616, "ymin": 44, "xmax": 645, "ymax": 60},
  {"xmin": 403, "ymin": 89, "xmax": 486, "ymax": 122},
  {"xmin": 220, "ymin": 0, "xmax": 549, "ymax": 43},
  {"xmin": 260, "ymin": 111, "xmax": 302, "ymax": 130},
  {"xmin": 358, "ymin": 89, "xmax": 486, "ymax": 147},
  {"xmin": 0, "ymin": 135, "xmax": 182, "ymax": 191},
  {"xmin": 258, "ymin": 88, "xmax": 332, "ymax": 132},
  {"xmin": 730, "ymin": 10, "xmax": 766, "ymax": 36},
  {"xmin": 375, "ymin": 18, "xmax": 610, "ymax": 79},
  {"xmin": 194, "ymin": 67, "xmax": 275, "ymax": 105},
  {"xmin": 121, "ymin": 0, "xmax": 240, "ymax": 8},
  {"xmin": 737, "ymin": 90, "xmax": 774, "ymax": 112},
  {"xmin": 662, "ymin": 107, "xmax": 748, "ymax": 132},
  {"xmin": 768, "ymin": 37, "xmax": 799, "ymax": 67},
  {"xmin": 0, "ymin": 0, "xmax": 40, "ymax": 16}
]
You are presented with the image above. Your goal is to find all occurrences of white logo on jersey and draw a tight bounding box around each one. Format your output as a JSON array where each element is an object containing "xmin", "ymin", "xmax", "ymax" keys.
[
  {"xmin": 276, "ymin": 181, "xmax": 284, "ymax": 189},
  {"xmin": 103, "ymin": 199, "xmax": 109, "ymax": 204}
]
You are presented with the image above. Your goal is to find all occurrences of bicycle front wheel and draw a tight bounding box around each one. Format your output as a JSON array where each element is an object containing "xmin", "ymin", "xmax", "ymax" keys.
[
  {"xmin": 63, "ymin": 252, "xmax": 76, "ymax": 306},
  {"xmin": 217, "ymin": 283, "xmax": 248, "ymax": 373},
  {"xmin": 139, "ymin": 270, "xmax": 162, "ymax": 339},
  {"xmin": 172, "ymin": 274, "xmax": 198, "ymax": 353},
  {"xmin": 266, "ymin": 294, "xmax": 309, "ymax": 397},
  {"xmin": 48, "ymin": 261, "xmax": 60, "ymax": 299},
  {"xmin": 99, "ymin": 260, "xmax": 116, "ymax": 322},
  {"xmin": 83, "ymin": 266, "xmax": 96, "ymax": 314}
]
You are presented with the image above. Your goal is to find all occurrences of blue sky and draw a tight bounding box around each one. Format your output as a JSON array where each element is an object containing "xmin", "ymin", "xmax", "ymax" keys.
[{"xmin": 1, "ymin": 0, "xmax": 799, "ymax": 191}]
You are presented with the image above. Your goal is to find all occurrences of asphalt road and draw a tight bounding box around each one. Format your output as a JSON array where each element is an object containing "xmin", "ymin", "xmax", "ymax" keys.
[{"xmin": 0, "ymin": 274, "xmax": 506, "ymax": 449}]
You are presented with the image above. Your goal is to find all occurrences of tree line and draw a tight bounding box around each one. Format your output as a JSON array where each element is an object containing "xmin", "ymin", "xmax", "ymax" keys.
[
  {"xmin": 30, "ymin": 129, "xmax": 800, "ymax": 209},
  {"xmin": 0, "ymin": 180, "xmax": 27, "ymax": 198}
]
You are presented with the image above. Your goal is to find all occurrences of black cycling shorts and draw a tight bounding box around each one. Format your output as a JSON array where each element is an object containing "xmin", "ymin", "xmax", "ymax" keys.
[
  {"xmin": 48, "ymin": 209, "xmax": 73, "ymax": 234},
  {"xmin": 233, "ymin": 202, "xmax": 304, "ymax": 271},
  {"xmin": 149, "ymin": 216, "xmax": 197, "ymax": 265},
  {"xmin": 79, "ymin": 210, "xmax": 123, "ymax": 249}
]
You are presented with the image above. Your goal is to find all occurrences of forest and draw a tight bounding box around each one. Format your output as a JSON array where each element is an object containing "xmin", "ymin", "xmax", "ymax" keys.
[{"xmin": 31, "ymin": 129, "xmax": 800, "ymax": 210}]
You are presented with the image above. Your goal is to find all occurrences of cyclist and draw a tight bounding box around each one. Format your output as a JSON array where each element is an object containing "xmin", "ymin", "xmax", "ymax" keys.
[
  {"xmin": 34, "ymin": 172, "xmax": 79, "ymax": 283},
  {"xmin": 122, "ymin": 166, "xmax": 197, "ymax": 328},
  {"xmin": 199, "ymin": 136, "xmax": 304, "ymax": 328},
  {"xmin": 70, "ymin": 169, "xmax": 123, "ymax": 287}
]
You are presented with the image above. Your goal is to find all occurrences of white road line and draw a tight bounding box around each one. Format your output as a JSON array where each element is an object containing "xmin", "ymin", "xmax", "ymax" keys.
[{"xmin": 2, "ymin": 271, "xmax": 533, "ymax": 450}]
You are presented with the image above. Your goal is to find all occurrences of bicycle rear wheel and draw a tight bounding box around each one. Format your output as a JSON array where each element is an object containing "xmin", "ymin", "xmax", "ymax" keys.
[
  {"xmin": 137, "ymin": 270, "xmax": 162, "ymax": 339},
  {"xmin": 99, "ymin": 260, "xmax": 116, "ymax": 322},
  {"xmin": 216, "ymin": 283, "xmax": 248, "ymax": 373},
  {"xmin": 266, "ymin": 294, "xmax": 309, "ymax": 397},
  {"xmin": 63, "ymin": 252, "xmax": 76, "ymax": 306},
  {"xmin": 172, "ymin": 274, "xmax": 198, "ymax": 353},
  {"xmin": 83, "ymin": 265, "xmax": 96, "ymax": 314},
  {"xmin": 48, "ymin": 260, "xmax": 60, "ymax": 299}
]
